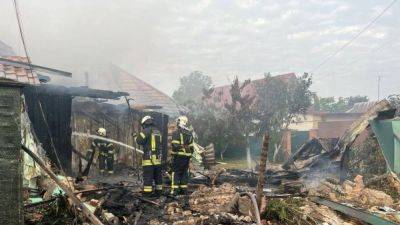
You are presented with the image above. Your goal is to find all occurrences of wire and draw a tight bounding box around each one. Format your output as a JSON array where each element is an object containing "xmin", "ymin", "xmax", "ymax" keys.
[
  {"xmin": 310, "ymin": 0, "xmax": 398, "ymax": 73},
  {"xmin": 12, "ymin": 0, "xmax": 32, "ymax": 65},
  {"xmin": 331, "ymin": 36, "xmax": 400, "ymax": 78},
  {"xmin": 12, "ymin": 0, "xmax": 77, "ymax": 198}
]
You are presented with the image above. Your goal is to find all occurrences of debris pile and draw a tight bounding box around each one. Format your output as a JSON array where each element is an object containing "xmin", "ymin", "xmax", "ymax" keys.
[
  {"xmin": 308, "ymin": 175, "xmax": 394, "ymax": 206},
  {"xmin": 22, "ymin": 100, "xmax": 400, "ymax": 225},
  {"xmin": 189, "ymin": 183, "xmax": 238, "ymax": 213}
]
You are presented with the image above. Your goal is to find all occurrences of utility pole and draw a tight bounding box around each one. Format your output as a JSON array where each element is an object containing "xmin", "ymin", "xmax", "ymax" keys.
[
  {"xmin": 377, "ymin": 75, "xmax": 381, "ymax": 101},
  {"xmin": 84, "ymin": 71, "xmax": 89, "ymax": 87}
]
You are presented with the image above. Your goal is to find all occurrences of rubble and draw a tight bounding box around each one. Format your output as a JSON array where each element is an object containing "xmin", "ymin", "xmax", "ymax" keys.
[
  {"xmin": 20, "ymin": 98, "xmax": 400, "ymax": 225},
  {"xmin": 301, "ymin": 202, "xmax": 361, "ymax": 225},
  {"xmin": 189, "ymin": 183, "xmax": 239, "ymax": 214},
  {"xmin": 309, "ymin": 175, "xmax": 394, "ymax": 207}
]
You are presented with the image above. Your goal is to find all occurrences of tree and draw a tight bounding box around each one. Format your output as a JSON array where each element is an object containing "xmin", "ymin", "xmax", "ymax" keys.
[
  {"xmin": 172, "ymin": 71, "xmax": 212, "ymax": 105},
  {"xmin": 223, "ymin": 77, "xmax": 256, "ymax": 168},
  {"xmin": 387, "ymin": 94, "xmax": 400, "ymax": 116},
  {"xmin": 255, "ymin": 73, "xmax": 313, "ymax": 162},
  {"xmin": 316, "ymin": 95, "xmax": 369, "ymax": 112},
  {"xmin": 172, "ymin": 72, "xmax": 240, "ymax": 160}
]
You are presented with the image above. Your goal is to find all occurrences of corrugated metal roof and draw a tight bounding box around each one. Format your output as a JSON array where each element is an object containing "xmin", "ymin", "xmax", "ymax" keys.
[
  {"xmin": 0, "ymin": 56, "xmax": 40, "ymax": 85},
  {"xmin": 346, "ymin": 101, "xmax": 379, "ymax": 113},
  {"xmin": 99, "ymin": 65, "xmax": 181, "ymax": 117}
]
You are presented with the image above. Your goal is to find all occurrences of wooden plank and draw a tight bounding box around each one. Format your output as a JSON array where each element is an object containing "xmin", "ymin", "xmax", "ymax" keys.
[{"xmin": 21, "ymin": 145, "xmax": 104, "ymax": 225}]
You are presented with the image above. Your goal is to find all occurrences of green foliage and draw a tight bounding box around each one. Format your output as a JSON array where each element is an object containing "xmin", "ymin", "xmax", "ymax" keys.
[
  {"xmin": 173, "ymin": 72, "xmax": 246, "ymax": 158},
  {"xmin": 187, "ymin": 103, "xmax": 245, "ymax": 158},
  {"xmin": 224, "ymin": 77, "xmax": 255, "ymax": 135},
  {"xmin": 387, "ymin": 94, "xmax": 400, "ymax": 116},
  {"xmin": 262, "ymin": 198, "xmax": 315, "ymax": 225},
  {"xmin": 172, "ymin": 71, "xmax": 213, "ymax": 105},
  {"xmin": 315, "ymin": 95, "xmax": 369, "ymax": 113},
  {"xmin": 255, "ymin": 73, "xmax": 313, "ymax": 161},
  {"xmin": 172, "ymin": 72, "xmax": 313, "ymax": 160}
]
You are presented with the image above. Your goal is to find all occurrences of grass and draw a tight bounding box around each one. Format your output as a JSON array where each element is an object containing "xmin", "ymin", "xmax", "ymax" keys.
[{"xmin": 215, "ymin": 158, "xmax": 257, "ymax": 170}]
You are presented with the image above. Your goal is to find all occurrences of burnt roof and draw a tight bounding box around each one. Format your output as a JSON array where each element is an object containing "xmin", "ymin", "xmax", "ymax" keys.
[{"xmin": 28, "ymin": 84, "xmax": 129, "ymax": 99}]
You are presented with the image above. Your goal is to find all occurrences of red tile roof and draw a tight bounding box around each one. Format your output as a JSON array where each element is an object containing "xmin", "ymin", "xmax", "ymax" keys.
[
  {"xmin": 207, "ymin": 73, "xmax": 296, "ymax": 107},
  {"xmin": 0, "ymin": 56, "xmax": 40, "ymax": 85}
]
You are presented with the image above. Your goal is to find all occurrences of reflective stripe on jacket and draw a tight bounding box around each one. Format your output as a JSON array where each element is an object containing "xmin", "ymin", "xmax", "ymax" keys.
[
  {"xmin": 171, "ymin": 129, "xmax": 194, "ymax": 157},
  {"xmin": 136, "ymin": 126, "xmax": 162, "ymax": 166}
]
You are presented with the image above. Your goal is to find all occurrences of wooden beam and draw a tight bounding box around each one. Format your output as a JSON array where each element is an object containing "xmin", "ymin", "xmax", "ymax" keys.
[
  {"xmin": 256, "ymin": 133, "xmax": 269, "ymax": 210},
  {"xmin": 21, "ymin": 145, "xmax": 104, "ymax": 225}
]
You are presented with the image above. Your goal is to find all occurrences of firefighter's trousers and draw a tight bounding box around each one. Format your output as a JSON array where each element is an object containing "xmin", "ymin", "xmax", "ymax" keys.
[
  {"xmin": 143, "ymin": 165, "xmax": 163, "ymax": 193},
  {"xmin": 171, "ymin": 155, "xmax": 190, "ymax": 193},
  {"xmin": 99, "ymin": 152, "xmax": 114, "ymax": 174}
]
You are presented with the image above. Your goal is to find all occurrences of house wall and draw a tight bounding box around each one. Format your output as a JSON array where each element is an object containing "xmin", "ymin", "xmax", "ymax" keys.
[
  {"xmin": 283, "ymin": 112, "xmax": 363, "ymax": 154},
  {"xmin": 71, "ymin": 102, "xmax": 170, "ymax": 174},
  {"xmin": 71, "ymin": 109, "xmax": 137, "ymax": 175},
  {"xmin": 23, "ymin": 88, "xmax": 73, "ymax": 173},
  {"xmin": 288, "ymin": 114, "xmax": 320, "ymax": 131},
  {"xmin": 0, "ymin": 85, "xmax": 22, "ymax": 225},
  {"xmin": 320, "ymin": 113, "xmax": 361, "ymax": 122}
]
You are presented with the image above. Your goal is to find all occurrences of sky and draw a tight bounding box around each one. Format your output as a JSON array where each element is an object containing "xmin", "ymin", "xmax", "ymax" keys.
[{"xmin": 0, "ymin": 0, "xmax": 399, "ymax": 100}]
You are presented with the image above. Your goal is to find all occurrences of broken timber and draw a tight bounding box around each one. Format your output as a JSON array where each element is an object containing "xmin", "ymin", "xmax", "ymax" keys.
[
  {"xmin": 256, "ymin": 133, "xmax": 269, "ymax": 210},
  {"xmin": 21, "ymin": 145, "xmax": 104, "ymax": 225},
  {"xmin": 311, "ymin": 197, "xmax": 398, "ymax": 225},
  {"xmin": 310, "ymin": 100, "xmax": 393, "ymax": 169}
]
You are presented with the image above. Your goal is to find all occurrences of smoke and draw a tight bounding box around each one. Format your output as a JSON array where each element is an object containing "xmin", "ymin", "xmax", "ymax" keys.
[
  {"xmin": 1, "ymin": 1, "xmax": 399, "ymax": 98},
  {"xmin": 0, "ymin": 0, "xmax": 178, "ymax": 90}
]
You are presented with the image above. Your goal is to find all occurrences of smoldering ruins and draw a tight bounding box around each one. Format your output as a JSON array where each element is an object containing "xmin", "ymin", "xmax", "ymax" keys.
[
  {"xmin": 2, "ymin": 54, "xmax": 400, "ymax": 225},
  {"xmin": 1, "ymin": 1, "xmax": 400, "ymax": 225}
]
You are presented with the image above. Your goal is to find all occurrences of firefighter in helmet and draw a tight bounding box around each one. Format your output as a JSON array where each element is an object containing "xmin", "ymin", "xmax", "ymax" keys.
[
  {"xmin": 89, "ymin": 127, "xmax": 115, "ymax": 175},
  {"xmin": 170, "ymin": 116, "xmax": 194, "ymax": 196},
  {"xmin": 135, "ymin": 115, "xmax": 163, "ymax": 197}
]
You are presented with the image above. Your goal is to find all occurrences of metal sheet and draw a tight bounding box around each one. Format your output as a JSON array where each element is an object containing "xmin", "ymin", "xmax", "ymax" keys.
[{"xmin": 311, "ymin": 197, "xmax": 399, "ymax": 225}]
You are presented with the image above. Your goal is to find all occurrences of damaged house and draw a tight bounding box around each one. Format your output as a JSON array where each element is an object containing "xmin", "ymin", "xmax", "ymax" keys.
[
  {"xmin": 71, "ymin": 64, "xmax": 183, "ymax": 171},
  {"xmin": 0, "ymin": 56, "xmax": 128, "ymax": 224}
]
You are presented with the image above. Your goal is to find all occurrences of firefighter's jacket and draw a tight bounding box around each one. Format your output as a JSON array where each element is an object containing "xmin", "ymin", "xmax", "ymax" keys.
[
  {"xmin": 171, "ymin": 129, "xmax": 194, "ymax": 157},
  {"xmin": 91, "ymin": 139, "xmax": 114, "ymax": 156},
  {"xmin": 136, "ymin": 126, "xmax": 162, "ymax": 166}
]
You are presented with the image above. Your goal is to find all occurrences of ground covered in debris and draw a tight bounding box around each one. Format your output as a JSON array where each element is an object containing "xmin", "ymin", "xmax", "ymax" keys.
[
  {"xmin": 24, "ymin": 101, "xmax": 400, "ymax": 225},
  {"xmin": 25, "ymin": 175, "xmax": 258, "ymax": 225}
]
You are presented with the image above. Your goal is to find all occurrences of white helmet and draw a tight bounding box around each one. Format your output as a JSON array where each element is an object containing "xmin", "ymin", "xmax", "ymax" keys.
[
  {"xmin": 97, "ymin": 127, "xmax": 107, "ymax": 137},
  {"xmin": 141, "ymin": 115, "xmax": 154, "ymax": 125},
  {"xmin": 176, "ymin": 116, "xmax": 189, "ymax": 130}
]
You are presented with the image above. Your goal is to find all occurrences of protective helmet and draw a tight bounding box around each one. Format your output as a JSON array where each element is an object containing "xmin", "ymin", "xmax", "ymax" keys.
[
  {"xmin": 176, "ymin": 115, "xmax": 189, "ymax": 130},
  {"xmin": 141, "ymin": 115, "xmax": 154, "ymax": 125},
  {"xmin": 97, "ymin": 127, "xmax": 107, "ymax": 137}
]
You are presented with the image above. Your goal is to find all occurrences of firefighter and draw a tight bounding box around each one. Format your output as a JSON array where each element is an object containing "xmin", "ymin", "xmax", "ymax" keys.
[
  {"xmin": 89, "ymin": 127, "xmax": 115, "ymax": 175},
  {"xmin": 170, "ymin": 116, "xmax": 194, "ymax": 196},
  {"xmin": 135, "ymin": 115, "xmax": 163, "ymax": 197}
]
